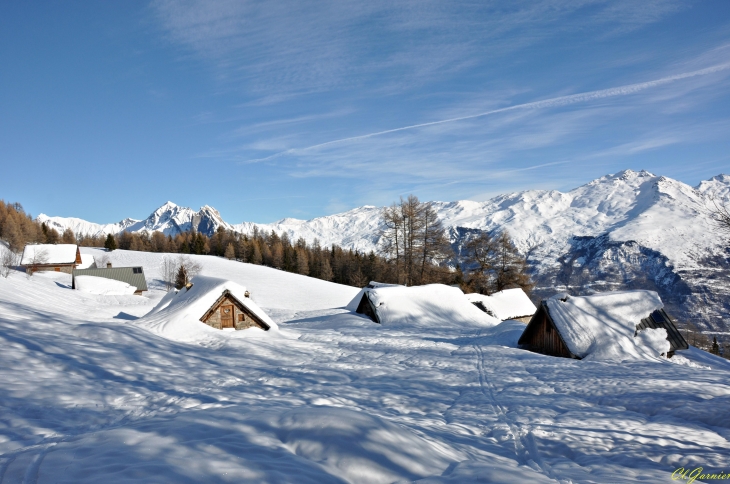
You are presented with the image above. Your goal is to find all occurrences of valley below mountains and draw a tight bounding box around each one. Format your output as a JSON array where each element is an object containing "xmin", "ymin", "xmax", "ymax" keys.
[{"xmin": 39, "ymin": 169, "xmax": 730, "ymax": 331}]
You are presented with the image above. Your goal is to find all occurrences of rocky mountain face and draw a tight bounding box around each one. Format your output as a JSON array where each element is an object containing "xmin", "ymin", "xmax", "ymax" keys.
[
  {"xmin": 39, "ymin": 202, "xmax": 232, "ymax": 239},
  {"xmin": 37, "ymin": 170, "xmax": 730, "ymax": 331}
]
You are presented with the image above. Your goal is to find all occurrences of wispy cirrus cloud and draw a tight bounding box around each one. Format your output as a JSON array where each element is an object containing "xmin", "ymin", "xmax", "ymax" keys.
[
  {"xmin": 150, "ymin": 0, "xmax": 688, "ymax": 97},
  {"xmin": 148, "ymin": 0, "xmax": 729, "ymax": 218},
  {"xmin": 244, "ymin": 61, "xmax": 730, "ymax": 163}
]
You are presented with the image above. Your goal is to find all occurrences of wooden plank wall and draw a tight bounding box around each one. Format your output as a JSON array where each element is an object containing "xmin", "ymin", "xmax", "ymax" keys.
[{"xmin": 524, "ymin": 309, "xmax": 574, "ymax": 358}]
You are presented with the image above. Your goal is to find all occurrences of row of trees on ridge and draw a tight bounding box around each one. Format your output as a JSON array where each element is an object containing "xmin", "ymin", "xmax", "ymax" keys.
[{"xmin": 0, "ymin": 197, "xmax": 534, "ymax": 295}]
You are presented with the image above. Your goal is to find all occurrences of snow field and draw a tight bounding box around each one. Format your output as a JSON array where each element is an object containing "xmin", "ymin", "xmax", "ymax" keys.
[{"xmin": 0, "ymin": 249, "xmax": 729, "ymax": 482}]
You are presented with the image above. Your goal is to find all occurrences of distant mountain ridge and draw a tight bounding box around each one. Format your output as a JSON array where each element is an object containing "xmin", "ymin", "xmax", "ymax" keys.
[{"xmin": 38, "ymin": 170, "xmax": 730, "ymax": 330}]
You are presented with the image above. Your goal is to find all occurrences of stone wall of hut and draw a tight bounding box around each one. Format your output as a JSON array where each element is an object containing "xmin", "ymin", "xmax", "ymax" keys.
[{"xmin": 26, "ymin": 265, "xmax": 75, "ymax": 275}]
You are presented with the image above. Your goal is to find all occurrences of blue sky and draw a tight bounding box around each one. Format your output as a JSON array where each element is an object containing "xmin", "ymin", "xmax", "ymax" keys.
[{"xmin": 1, "ymin": 1, "xmax": 729, "ymax": 224}]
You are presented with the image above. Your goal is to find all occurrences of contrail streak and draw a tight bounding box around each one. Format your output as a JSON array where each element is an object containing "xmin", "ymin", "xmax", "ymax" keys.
[{"xmin": 247, "ymin": 62, "xmax": 730, "ymax": 163}]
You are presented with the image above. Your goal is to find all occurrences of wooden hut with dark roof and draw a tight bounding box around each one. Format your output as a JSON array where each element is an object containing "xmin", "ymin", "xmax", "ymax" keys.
[{"xmin": 518, "ymin": 291, "xmax": 688, "ymax": 359}]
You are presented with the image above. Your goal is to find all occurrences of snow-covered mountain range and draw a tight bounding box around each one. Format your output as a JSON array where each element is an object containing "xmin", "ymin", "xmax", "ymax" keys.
[{"xmin": 38, "ymin": 170, "xmax": 730, "ymax": 330}]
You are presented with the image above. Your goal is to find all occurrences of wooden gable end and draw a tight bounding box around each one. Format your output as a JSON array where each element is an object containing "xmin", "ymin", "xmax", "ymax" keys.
[
  {"xmin": 518, "ymin": 303, "xmax": 577, "ymax": 359},
  {"xmin": 355, "ymin": 292, "xmax": 379, "ymax": 323},
  {"xmin": 75, "ymin": 247, "xmax": 82, "ymax": 265},
  {"xmin": 636, "ymin": 308, "xmax": 688, "ymax": 355},
  {"xmin": 200, "ymin": 292, "xmax": 270, "ymax": 331}
]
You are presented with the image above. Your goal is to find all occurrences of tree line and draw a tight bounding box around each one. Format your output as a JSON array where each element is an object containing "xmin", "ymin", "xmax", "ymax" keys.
[{"xmin": 1, "ymin": 197, "xmax": 534, "ymax": 294}]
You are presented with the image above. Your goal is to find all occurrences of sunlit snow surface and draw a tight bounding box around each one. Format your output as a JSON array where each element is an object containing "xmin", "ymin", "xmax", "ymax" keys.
[{"xmin": 0, "ymin": 248, "xmax": 729, "ymax": 483}]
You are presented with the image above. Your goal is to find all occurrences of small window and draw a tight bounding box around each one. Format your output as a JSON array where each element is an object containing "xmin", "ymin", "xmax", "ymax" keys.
[
  {"xmin": 54, "ymin": 267, "xmax": 60, "ymax": 272},
  {"xmin": 238, "ymin": 314, "xmax": 244, "ymax": 322},
  {"xmin": 132, "ymin": 267, "xmax": 142, "ymax": 274}
]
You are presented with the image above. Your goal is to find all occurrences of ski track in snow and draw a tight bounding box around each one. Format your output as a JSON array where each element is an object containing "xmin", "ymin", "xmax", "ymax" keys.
[{"xmin": 0, "ymin": 249, "xmax": 729, "ymax": 482}]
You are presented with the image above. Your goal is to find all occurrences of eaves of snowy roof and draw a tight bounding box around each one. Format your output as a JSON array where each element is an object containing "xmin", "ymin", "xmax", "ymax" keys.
[
  {"xmin": 21, "ymin": 244, "xmax": 78, "ymax": 265},
  {"xmin": 345, "ymin": 281, "xmax": 403, "ymax": 312},
  {"xmin": 466, "ymin": 288, "xmax": 537, "ymax": 320}
]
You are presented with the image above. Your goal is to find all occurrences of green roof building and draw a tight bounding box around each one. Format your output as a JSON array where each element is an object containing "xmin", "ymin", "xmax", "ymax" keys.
[{"xmin": 72, "ymin": 266, "xmax": 148, "ymax": 294}]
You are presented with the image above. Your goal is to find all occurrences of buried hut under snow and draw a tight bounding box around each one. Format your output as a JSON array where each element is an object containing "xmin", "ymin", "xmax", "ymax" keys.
[
  {"xmin": 145, "ymin": 275, "xmax": 276, "ymax": 334},
  {"xmin": 346, "ymin": 283, "xmax": 499, "ymax": 328},
  {"xmin": 517, "ymin": 290, "xmax": 688, "ymax": 360},
  {"xmin": 466, "ymin": 288, "xmax": 537, "ymax": 323},
  {"xmin": 72, "ymin": 266, "xmax": 148, "ymax": 295}
]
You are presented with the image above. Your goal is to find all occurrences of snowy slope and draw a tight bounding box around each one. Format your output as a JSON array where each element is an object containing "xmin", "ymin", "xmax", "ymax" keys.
[{"xmin": 0, "ymin": 249, "xmax": 729, "ymax": 482}]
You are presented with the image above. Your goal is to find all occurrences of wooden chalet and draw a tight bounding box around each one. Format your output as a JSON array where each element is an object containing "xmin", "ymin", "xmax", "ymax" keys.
[
  {"xmin": 518, "ymin": 293, "xmax": 689, "ymax": 359},
  {"xmin": 21, "ymin": 244, "xmax": 81, "ymax": 274},
  {"xmin": 200, "ymin": 289, "xmax": 271, "ymax": 331}
]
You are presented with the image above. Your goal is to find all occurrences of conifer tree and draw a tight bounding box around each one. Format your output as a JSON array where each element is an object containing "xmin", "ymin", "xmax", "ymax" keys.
[
  {"xmin": 104, "ymin": 233, "xmax": 117, "ymax": 251},
  {"xmin": 251, "ymin": 241, "xmax": 263, "ymax": 265},
  {"xmin": 61, "ymin": 228, "xmax": 76, "ymax": 244},
  {"xmin": 320, "ymin": 257, "xmax": 334, "ymax": 281},
  {"xmin": 174, "ymin": 265, "xmax": 188, "ymax": 290},
  {"xmin": 295, "ymin": 247, "xmax": 309, "ymax": 275},
  {"xmin": 224, "ymin": 243, "xmax": 236, "ymax": 260},
  {"xmin": 193, "ymin": 232, "xmax": 206, "ymax": 255}
]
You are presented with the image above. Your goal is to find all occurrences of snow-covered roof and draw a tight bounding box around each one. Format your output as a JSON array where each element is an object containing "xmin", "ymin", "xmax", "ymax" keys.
[
  {"xmin": 76, "ymin": 253, "xmax": 96, "ymax": 269},
  {"xmin": 544, "ymin": 290, "xmax": 666, "ymax": 361},
  {"xmin": 345, "ymin": 281, "xmax": 403, "ymax": 312},
  {"xmin": 75, "ymin": 275, "xmax": 137, "ymax": 296},
  {"xmin": 466, "ymin": 289, "xmax": 537, "ymax": 320},
  {"xmin": 21, "ymin": 244, "xmax": 78, "ymax": 265},
  {"xmin": 352, "ymin": 284, "xmax": 499, "ymax": 328},
  {"xmin": 139, "ymin": 275, "xmax": 278, "ymax": 343}
]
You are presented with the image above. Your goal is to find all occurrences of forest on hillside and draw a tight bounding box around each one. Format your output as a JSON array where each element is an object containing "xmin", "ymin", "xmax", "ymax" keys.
[{"xmin": 0, "ymin": 198, "xmax": 533, "ymax": 295}]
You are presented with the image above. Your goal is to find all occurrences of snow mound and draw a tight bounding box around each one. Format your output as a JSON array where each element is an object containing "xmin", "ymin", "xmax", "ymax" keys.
[
  {"xmin": 75, "ymin": 275, "xmax": 137, "ymax": 296},
  {"xmin": 138, "ymin": 275, "xmax": 278, "ymax": 343},
  {"xmin": 356, "ymin": 284, "xmax": 499, "ymax": 328},
  {"xmin": 466, "ymin": 288, "xmax": 537, "ymax": 320},
  {"xmin": 635, "ymin": 327, "xmax": 671, "ymax": 356},
  {"xmin": 345, "ymin": 281, "xmax": 403, "ymax": 312},
  {"xmin": 546, "ymin": 290, "xmax": 666, "ymax": 361}
]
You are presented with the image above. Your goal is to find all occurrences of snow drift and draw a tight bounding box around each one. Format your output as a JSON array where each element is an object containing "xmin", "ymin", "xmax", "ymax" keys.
[
  {"xmin": 350, "ymin": 284, "xmax": 499, "ymax": 328},
  {"xmin": 74, "ymin": 275, "xmax": 137, "ymax": 296},
  {"xmin": 138, "ymin": 275, "xmax": 278, "ymax": 343}
]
